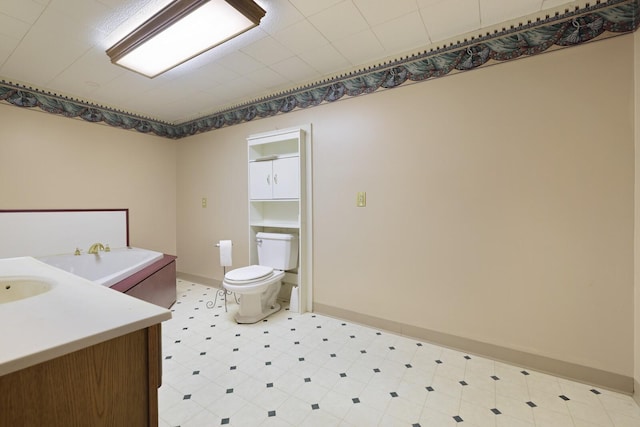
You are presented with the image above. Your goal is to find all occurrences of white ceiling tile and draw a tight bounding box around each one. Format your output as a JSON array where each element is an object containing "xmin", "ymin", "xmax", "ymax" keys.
[
  {"xmin": 333, "ymin": 29, "xmax": 385, "ymax": 66},
  {"xmin": 47, "ymin": 47, "xmax": 125, "ymax": 93},
  {"xmin": 0, "ymin": 12, "xmax": 30, "ymax": 40},
  {"xmin": 480, "ymin": 0, "xmax": 542, "ymax": 27},
  {"xmin": 241, "ymin": 36, "xmax": 295, "ymax": 66},
  {"xmin": 273, "ymin": 20, "xmax": 328, "ymax": 55},
  {"xmin": 246, "ymin": 67, "xmax": 290, "ymax": 89},
  {"xmin": 216, "ymin": 51, "xmax": 265, "ymax": 76},
  {"xmin": 353, "ymin": 0, "xmax": 419, "ymax": 26},
  {"xmin": 269, "ymin": 56, "xmax": 319, "ymax": 83},
  {"xmin": 288, "ymin": 0, "xmax": 343, "ymax": 17},
  {"xmin": 298, "ymin": 43, "xmax": 351, "ymax": 75},
  {"xmin": 308, "ymin": 1, "xmax": 370, "ymax": 42},
  {"xmin": 421, "ymin": 0, "xmax": 481, "ymax": 43},
  {"xmin": 0, "ymin": 0, "xmax": 47, "ymax": 24},
  {"xmin": 372, "ymin": 11, "xmax": 431, "ymax": 54},
  {"xmin": 0, "ymin": 34, "xmax": 19, "ymax": 66},
  {"xmin": 257, "ymin": 0, "xmax": 305, "ymax": 35}
]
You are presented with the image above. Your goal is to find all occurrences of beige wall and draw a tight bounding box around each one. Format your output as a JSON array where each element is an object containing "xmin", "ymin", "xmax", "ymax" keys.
[
  {"xmin": 177, "ymin": 35, "xmax": 635, "ymax": 380},
  {"xmin": 0, "ymin": 106, "xmax": 177, "ymax": 254}
]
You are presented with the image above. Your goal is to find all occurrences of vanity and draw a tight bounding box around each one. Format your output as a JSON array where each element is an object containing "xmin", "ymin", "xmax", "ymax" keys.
[{"xmin": 0, "ymin": 257, "xmax": 171, "ymax": 426}]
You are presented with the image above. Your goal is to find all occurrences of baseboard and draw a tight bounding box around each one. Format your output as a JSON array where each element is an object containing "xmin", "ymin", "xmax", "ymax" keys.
[
  {"xmin": 176, "ymin": 272, "xmax": 220, "ymax": 288},
  {"xmin": 634, "ymin": 379, "xmax": 640, "ymax": 406},
  {"xmin": 313, "ymin": 303, "xmax": 634, "ymax": 394}
]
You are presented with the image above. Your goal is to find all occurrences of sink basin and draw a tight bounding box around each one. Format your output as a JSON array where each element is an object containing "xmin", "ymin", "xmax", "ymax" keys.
[{"xmin": 0, "ymin": 277, "xmax": 55, "ymax": 304}]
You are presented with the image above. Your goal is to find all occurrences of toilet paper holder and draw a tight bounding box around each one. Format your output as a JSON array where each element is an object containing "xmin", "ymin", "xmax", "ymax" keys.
[{"xmin": 206, "ymin": 241, "xmax": 238, "ymax": 312}]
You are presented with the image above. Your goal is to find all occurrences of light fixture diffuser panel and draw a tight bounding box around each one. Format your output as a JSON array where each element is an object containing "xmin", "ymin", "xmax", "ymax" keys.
[{"xmin": 108, "ymin": 0, "xmax": 266, "ymax": 78}]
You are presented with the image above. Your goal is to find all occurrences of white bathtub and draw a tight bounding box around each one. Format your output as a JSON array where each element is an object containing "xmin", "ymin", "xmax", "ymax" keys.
[{"xmin": 37, "ymin": 247, "xmax": 164, "ymax": 287}]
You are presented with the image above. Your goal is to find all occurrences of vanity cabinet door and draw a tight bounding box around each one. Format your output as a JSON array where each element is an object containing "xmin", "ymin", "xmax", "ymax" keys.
[
  {"xmin": 249, "ymin": 161, "xmax": 273, "ymax": 200},
  {"xmin": 272, "ymin": 157, "xmax": 299, "ymax": 199}
]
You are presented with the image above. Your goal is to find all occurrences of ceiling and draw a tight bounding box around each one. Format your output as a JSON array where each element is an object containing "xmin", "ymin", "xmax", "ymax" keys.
[{"xmin": 0, "ymin": 0, "xmax": 579, "ymax": 124}]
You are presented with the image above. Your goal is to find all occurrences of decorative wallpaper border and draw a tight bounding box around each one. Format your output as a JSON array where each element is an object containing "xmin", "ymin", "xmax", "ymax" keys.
[{"xmin": 1, "ymin": 0, "xmax": 638, "ymax": 139}]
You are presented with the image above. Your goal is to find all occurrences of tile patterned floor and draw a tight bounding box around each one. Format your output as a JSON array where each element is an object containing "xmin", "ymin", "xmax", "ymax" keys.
[{"xmin": 159, "ymin": 280, "xmax": 640, "ymax": 426}]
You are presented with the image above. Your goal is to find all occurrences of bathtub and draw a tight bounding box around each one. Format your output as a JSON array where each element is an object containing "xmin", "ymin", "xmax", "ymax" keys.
[{"xmin": 38, "ymin": 247, "xmax": 164, "ymax": 287}]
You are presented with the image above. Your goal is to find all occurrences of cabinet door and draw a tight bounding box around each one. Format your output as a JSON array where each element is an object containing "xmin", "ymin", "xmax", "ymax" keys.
[
  {"xmin": 249, "ymin": 161, "xmax": 273, "ymax": 199},
  {"xmin": 272, "ymin": 157, "xmax": 299, "ymax": 199}
]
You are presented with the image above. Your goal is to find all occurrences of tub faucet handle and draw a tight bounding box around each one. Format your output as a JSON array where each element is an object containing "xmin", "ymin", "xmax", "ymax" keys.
[
  {"xmin": 105, "ymin": 244, "xmax": 110, "ymax": 252},
  {"xmin": 74, "ymin": 248, "xmax": 81, "ymax": 256}
]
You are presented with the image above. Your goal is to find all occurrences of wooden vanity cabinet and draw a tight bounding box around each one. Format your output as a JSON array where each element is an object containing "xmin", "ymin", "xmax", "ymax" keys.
[{"xmin": 0, "ymin": 324, "xmax": 162, "ymax": 426}]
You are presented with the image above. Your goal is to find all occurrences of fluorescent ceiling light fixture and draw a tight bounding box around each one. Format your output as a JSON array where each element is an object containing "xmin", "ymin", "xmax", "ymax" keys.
[{"xmin": 106, "ymin": 0, "xmax": 266, "ymax": 78}]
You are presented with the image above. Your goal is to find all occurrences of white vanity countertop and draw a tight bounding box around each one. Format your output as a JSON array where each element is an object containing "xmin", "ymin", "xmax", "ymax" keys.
[{"xmin": 0, "ymin": 256, "xmax": 172, "ymax": 376}]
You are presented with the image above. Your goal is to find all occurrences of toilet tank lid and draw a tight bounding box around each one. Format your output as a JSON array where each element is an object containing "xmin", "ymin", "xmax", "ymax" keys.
[{"xmin": 256, "ymin": 232, "xmax": 297, "ymax": 241}]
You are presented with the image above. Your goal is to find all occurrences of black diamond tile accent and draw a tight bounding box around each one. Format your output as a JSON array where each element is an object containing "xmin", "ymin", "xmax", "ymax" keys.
[
  {"xmin": 464, "ymin": 355, "xmax": 471, "ymax": 360},
  {"xmin": 266, "ymin": 383, "xmax": 273, "ymax": 388},
  {"xmin": 590, "ymin": 389, "xmax": 601, "ymax": 395},
  {"xmin": 294, "ymin": 341, "xmax": 300, "ymax": 345},
  {"xmin": 521, "ymin": 370, "xmax": 530, "ymax": 376},
  {"xmin": 405, "ymin": 364, "xmax": 412, "ymax": 368},
  {"xmin": 192, "ymin": 371, "xmax": 200, "ymax": 375},
  {"xmin": 350, "ymin": 335, "xmax": 356, "ymax": 338},
  {"xmin": 453, "ymin": 415, "xmax": 463, "ymax": 423},
  {"xmin": 390, "ymin": 392, "xmax": 398, "ymax": 398},
  {"xmin": 206, "ymin": 337, "xmax": 212, "ymax": 340},
  {"xmin": 230, "ymin": 366, "xmax": 236, "ymax": 370},
  {"xmin": 559, "ymin": 395, "xmax": 570, "ymax": 401},
  {"xmin": 330, "ymin": 354, "xmax": 337, "ymax": 358},
  {"xmin": 426, "ymin": 386, "xmax": 434, "ymax": 392},
  {"xmin": 459, "ymin": 381, "xmax": 468, "ymax": 386},
  {"xmin": 360, "ymin": 350, "xmax": 367, "ymax": 354},
  {"xmin": 435, "ymin": 360, "xmax": 443, "ymax": 364},
  {"xmin": 264, "ymin": 331, "xmax": 269, "ymax": 334},
  {"xmin": 165, "ymin": 356, "xmax": 172, "ymax": 360},
  {"xmin": 323, "ymin": 338, "xmax": 328, "ymax": 341},
  {"xmin": 412, "ymin": 424, "xmax": 421, "ymax": 427},
  {"xmin": 233, "ymin": 348, "xmax": 238, "ymax": 352},
  {"xmin": 526, "ymin": 401, "xmax": 537, "ymax": 408},
  {"xmin": 265, "ymin": 361, "xmax": 272, "ymax": 366},
  {"xmin": 340, "ymin": 373, "xmax": 347, "ymax": 378},
  {"xmin": 417, "ymin": 343, "xmax": 423, "ymax": 346},
  {"xmin": 291, "ymin": 328, "xmax": 297, "ymax": 331},
  {"xmin": 299, "ymin": 357, "xmax": 305, "ymax": 362},
  {"xmin": 182, "ymin": 327, "xmax": 188, "ymax": 330},
  {"xmin": 221, "ymin": 418, "xmax": 230, "ymax": 425},
  {"xmin": 175, "ymin": 340, "xmax": 181, "ymax": 343},
  {"xmin": 376, "ymin": 332, "xmax": 382, "ymax": 335},
  {"xmin": 183, "ymin": 394, "xmax": 191, "ymax": 400},
  {"xmin": 189, "ymin": 316, "xmax": 194, "ymax": 319},
  {"xmin": 311, "ymin": 403, "xmax": 319, "ymax": 410},
  {"xmin": 352, "ymin": 398, "xmax": 360, "ymax": 404},
  {"xmin": 264, "ymin": 344, "xmax": 270, "ymax": 348},
  {"xmin": 373, "ymin": 368, "xmax": 381, "ymax": 373},
  {"xmin": 226, "ymin": 388, "xmax": 233, "ymax": 394},
  {"xmin": 341, "ymin": 323, "xmax": 346, "ymax": 326},
  {"xmin": 491, "ymin": 376, "xmax": 500, "ymax": 381},
  {"xmin": 268, "ymin": 410, "xmax": 276, "ymax": 417},
  {"xmin": 200, "ymin": 352, "xmax": 206, "ymax": 356},
  {"xmin": 316, "ymin": 325, "xmax": 322, "ymax": 329},
  {"xmin": 235, "ymin": 333, "xmax": 240, "ymax": 337},
  {"xmin": 304, "ymin": 378, "xmax": 311, "ymax": 383},
  {"xmin": 389, "ymin": 346, "xmax": 396, "ymax": 350},
  {"xmin": 312, "ymin": 315, "xmax": 316, "ymax": 318},
  {"xmin": 491, "ymin": 408, "xmax": 501, "ymax": 415}
]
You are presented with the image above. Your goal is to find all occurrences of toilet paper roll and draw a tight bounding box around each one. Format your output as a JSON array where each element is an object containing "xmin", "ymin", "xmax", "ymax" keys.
[{"xmin": 219, "ymin": 240, "xmax": 232, "ymax": 267}]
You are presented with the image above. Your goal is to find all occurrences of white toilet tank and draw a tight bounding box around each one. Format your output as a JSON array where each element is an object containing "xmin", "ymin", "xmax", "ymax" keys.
[{"xmin": 256, "ymin": 232, "xmax": 298, "ymax": 270}]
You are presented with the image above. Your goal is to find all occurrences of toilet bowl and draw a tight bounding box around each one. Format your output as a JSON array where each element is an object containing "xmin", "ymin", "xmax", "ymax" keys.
[{"xmin": 222, "ymin": 232, "xmax": 298, "ymax": 324}]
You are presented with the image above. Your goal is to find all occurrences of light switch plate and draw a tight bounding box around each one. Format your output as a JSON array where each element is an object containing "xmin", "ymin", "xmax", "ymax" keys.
[{"xmin": 357, "ymin": 192, "xmax": 366, "ymax": 207}]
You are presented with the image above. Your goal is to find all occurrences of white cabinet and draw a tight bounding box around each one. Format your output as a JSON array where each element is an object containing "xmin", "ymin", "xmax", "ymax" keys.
[
  {"xmin": 249, "ymin": 157, "xmax": 299, "ymax": 200},
  {"xmin": 246, "ymin": 126, "xmax": 312, "ymax": 314}
]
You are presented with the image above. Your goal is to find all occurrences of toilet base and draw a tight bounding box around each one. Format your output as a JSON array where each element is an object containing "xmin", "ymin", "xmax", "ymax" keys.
[{"xmin": 234, "ymin": 302, "xmax": 281, "ymax": 324}]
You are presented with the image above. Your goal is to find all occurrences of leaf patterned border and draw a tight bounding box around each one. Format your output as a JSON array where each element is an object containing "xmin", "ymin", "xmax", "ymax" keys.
[{"xmin": 1, "ymin": 0, "xmax": 638, "ymax": 140}]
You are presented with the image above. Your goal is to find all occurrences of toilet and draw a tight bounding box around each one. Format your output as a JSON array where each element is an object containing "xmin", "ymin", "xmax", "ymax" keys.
[{"xmin": 223, "ymin": 232, "xmax": 298, "ymax": 324}]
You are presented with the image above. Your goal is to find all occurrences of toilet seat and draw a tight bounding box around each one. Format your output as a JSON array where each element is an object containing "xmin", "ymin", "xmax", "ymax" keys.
[{"xmin": 224, "ymin": 265, "xmax": 274, "ymax": 284}]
